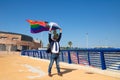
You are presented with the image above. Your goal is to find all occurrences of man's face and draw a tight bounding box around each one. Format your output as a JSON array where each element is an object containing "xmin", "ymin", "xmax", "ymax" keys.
[
  {"xmin": 53, "ymin": 36, "xmax": 58, "ymax": 41},
  {"xmin": 53, "ymin": 34, "xmax": 58, "ymax": 41}
]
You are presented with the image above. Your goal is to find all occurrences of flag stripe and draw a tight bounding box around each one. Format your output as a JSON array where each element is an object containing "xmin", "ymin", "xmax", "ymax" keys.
[
  {"xmin": 31, "ymin": 28, "xmax": 48, "ymax": 33},
  {"xmin": 31, "ymin": 26, "xmax": 48, "ymax": 31},
  {"xmin": 31, "ymin": 24, "xmax": 40, "ymax": 28}
]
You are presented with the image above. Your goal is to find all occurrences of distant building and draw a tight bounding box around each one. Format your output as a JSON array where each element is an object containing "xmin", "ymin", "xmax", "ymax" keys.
[{"xmin": 0, "ymin": 31, "xmax": 42, "ymax": 52}]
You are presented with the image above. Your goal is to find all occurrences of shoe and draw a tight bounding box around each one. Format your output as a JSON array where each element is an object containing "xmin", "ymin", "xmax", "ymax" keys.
[
  {"xmin": 58, "ymin": 73, "xmax": 62, "ymax": 76},
  {"xmin": 48, "ymin": 73, "xmax": 52, "ymax": 77}
]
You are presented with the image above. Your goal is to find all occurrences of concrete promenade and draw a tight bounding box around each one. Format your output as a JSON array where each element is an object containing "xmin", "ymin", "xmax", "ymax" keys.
[{"xmin": 0, "ymin": 52, "xmax": 120, "ymax": 80}]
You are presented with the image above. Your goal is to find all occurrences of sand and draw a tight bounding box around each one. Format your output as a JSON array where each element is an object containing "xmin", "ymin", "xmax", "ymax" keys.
[{"xmin": 0, "ymin": 53, "xmax": 120, "ymax": 80}]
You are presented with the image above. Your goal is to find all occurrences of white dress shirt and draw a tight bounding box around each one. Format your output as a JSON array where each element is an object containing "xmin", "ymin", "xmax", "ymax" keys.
[{"xmin": 51, "ymin": 42, "xmax": 59, "ymax": 53}]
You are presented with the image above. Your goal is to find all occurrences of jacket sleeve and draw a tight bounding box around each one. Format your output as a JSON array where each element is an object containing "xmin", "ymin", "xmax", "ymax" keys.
[
  {"xmin": 49, "ymin": 33, "xmax": 52, "ymax": 43},
  {"xmin": 57, "ymin": 33, "xmax": 62, "ymax": 42}
]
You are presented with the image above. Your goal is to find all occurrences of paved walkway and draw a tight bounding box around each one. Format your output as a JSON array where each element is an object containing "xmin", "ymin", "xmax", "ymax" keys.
[{"xmin": 0, "ymin": 53, "xmax": 120, "ymax": 80}]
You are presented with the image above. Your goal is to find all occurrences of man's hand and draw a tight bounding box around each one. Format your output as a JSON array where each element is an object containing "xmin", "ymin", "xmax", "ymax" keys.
[{"xmin": 60, "ymin": 28, "xmax": 62, "ymax": 33}]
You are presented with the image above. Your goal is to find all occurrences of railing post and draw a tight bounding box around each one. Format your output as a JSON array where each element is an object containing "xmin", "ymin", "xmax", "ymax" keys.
[
  {"xmin": 100, "ymin": 52, "xmax": 106, "ymax": 70},
  {"xmin": 68, "ymin": 51, "xmax": 72, "ymax": 64},
  {"xmin": 27, "ymin": 51, "xmax": 29, "ymax": 56},
  {"xmin": 40, "ymin": 51, "xmax": 42, "ymax": 59},
  {"xmin": 61, "ymin": 52, "xmax": 64, "ymax": 62},
  {"xmin": 87, "ymin": 52, "xmax": 91, "ymax": 66},
  {"xmin": 33, "ymin": 51, "xmax": 35, "ymax": 57},
  {"xmin": 43, "ymin": 52, "xmax": 45, "ymax": 59},
  {"xmin": 76, "ymin": 51, "xmax": 80, "ymax": 64},
  {"xmin": 35, "ymin": 51, "xmax": 39, "ymax": 58}
]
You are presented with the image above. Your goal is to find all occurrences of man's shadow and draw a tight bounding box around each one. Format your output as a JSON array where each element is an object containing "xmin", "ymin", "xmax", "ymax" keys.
[
  {"xmin": 52, "ymin": 67, "xmax": 77, "ymax": 76},
  {"xmin": 60, "ymin": 68, "xmax": 77, "ymax": 74}
]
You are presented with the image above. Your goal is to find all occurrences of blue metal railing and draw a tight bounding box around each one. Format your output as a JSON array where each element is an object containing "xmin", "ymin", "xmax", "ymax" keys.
[{"xmin": 21, "ymin": 48, "xmax": 120, "ymax": 71}]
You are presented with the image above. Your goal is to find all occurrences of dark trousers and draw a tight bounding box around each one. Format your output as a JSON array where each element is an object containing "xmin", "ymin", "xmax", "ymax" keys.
[{"xmin": 48, "ymin": 53, "xmax": 60, "ymax": 74}]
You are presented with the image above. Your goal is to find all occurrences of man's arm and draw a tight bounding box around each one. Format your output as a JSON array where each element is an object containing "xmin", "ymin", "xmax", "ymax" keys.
[
  {"xmin": 49, "ymin": 28, "xmax": 52, "ymax": 43},
  {"xmin": 57, "ymin": 29, "xmax": 62, "ymax": 42}
]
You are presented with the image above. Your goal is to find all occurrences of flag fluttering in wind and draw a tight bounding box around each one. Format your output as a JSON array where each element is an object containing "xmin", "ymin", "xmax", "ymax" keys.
[{"xmin": 27, "ymin": 19, "xmax": 60, "ymax": 33}]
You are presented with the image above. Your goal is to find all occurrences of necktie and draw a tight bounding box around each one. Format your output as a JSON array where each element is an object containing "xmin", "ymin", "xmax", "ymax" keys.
[{"xmin": 55, "ymin": 42, "xmax": 57, "ymax": 51}]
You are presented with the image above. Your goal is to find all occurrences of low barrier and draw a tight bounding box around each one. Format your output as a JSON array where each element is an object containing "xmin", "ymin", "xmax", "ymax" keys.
[
  {"xmin": 0, "ymin": 51, "xmax": 20, "ymax": 55},
  {"xmin": 21, "ymin": 48, "xmax": 120, "ymax": 71}
]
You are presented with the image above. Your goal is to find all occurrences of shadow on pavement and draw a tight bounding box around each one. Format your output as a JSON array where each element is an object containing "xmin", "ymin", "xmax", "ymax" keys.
[{"xmin": 52, "ymin": 67, "xmax": 77, "ymax": 76}]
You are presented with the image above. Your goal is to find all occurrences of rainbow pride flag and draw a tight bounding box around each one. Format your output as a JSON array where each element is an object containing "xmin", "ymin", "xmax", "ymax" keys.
[{"xmin": 27, "ymin": 20, "xmax": 60, "ymax": 33}]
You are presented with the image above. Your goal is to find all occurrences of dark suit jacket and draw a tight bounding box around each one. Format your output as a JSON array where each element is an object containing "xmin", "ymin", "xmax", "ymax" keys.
[{"xmin": 49, "ymin": 32, "xmax": 62, "ymax": 53}]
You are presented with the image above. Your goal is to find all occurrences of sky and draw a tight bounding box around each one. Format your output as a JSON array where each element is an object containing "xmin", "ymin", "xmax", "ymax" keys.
[{"xmin": 0, "ymin": 0, "xmax": 120, "ymax": 48}]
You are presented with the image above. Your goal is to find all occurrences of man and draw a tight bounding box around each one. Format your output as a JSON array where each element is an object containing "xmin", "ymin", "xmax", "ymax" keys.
[{"xmin": 48, "ymin": 28, "xmax": 62, "ymax": 76}]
